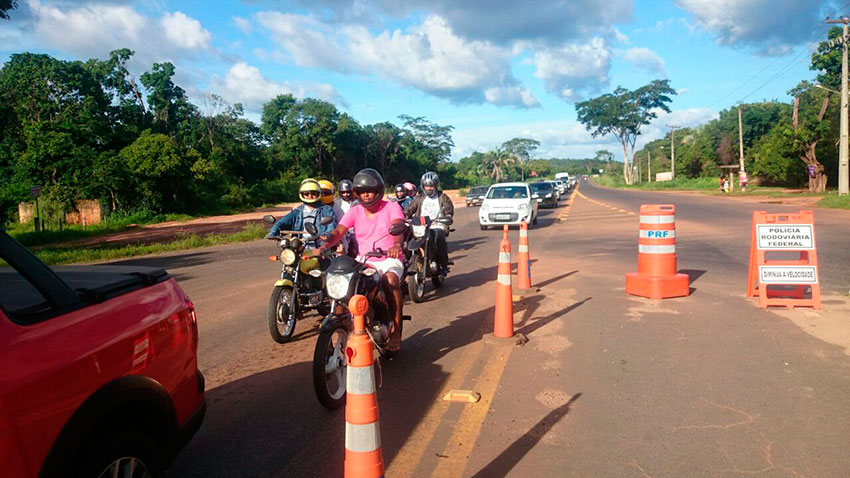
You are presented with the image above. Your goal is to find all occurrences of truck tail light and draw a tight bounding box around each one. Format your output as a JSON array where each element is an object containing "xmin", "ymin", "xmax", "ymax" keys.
[{"xmin": 182, "ymin": 301, "xmax": 199, "ymax": 355}]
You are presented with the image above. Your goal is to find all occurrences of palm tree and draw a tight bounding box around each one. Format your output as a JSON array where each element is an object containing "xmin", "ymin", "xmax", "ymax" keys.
[{"xmin": 477, "ymin": 148, "xmax": 516, "ymax": 183}]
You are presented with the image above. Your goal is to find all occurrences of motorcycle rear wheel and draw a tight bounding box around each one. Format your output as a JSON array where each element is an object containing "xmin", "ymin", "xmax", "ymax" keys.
[
  {"xmin": 268, "ymin": 285, "xmax": 297, "ymax": 343},
  {"xmin": 313, "ymin": 326, "xmax": 349, "ymax": 409}
]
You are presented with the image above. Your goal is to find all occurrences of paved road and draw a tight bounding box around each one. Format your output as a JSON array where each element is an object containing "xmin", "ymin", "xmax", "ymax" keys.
[{"xmin": 114, "ymin": 183, "xmax": 850, "ymax": 477}]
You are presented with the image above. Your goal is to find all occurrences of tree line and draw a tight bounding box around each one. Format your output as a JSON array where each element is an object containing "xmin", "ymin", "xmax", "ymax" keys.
[
  {"xmin": 573, "ymin": 28, "xmax": 843, "ymax": 192},
  {"xmin": 0, "ymin": 49, "xmax": 455, "ymax": 225}
]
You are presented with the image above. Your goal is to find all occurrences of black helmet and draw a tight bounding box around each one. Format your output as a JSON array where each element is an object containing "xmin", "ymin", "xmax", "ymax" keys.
[
  {"xmin": 338, "ymin": 179, "xmax": 353, "ymax": 192},
  {"xmin": 421, "ymin": 171, "xmax": 440, "ymax": 197},
  {"xmin": 395, "ymin": 184, "xmax": 405, "ymax": 192},
  {"xmin": 353, "ymin": 168, "xmax": 385, "ymax": 207}
]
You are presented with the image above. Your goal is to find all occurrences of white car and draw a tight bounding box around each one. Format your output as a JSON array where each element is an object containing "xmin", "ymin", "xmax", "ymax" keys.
[
  {"xmin": 479, "ymin": 182, "xmax": 539, "ymax": 230},
  {"xmin": 553, "ymin": 180, "xmax": 566, "ymax": 196}
]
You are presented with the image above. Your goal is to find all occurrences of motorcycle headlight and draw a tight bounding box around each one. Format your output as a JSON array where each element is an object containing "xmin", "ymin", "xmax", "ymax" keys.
[
  {"xmin": 280, "ymin": 248, "xmax": 297, "ymax": 265},
  {"xmin": 326, "ymin": 273, "xmax": 353, "ymax": 300},
  {"xmin": 412, "ymin": 225, "xmax": 427, "ymax": 237}
]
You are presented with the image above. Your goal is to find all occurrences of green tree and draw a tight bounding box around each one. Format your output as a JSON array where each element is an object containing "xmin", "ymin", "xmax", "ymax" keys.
[
  {"xmin": 788, "ymin": 81, "xmax": 836, "ymax": 192},
  {"xmin": 576, "ymin": 79, "xmax": 676, "ymax": 184},
  {"xmin": 501, "ymin": 137, "xmax": 540, "ymax": 180},
  {"xmin": 1, "ymin": 0, "xmax": 17, "ymax": 20},
  {"xmin": 118, "ymin": 130, "xmax": 188, "ymax": 210}
]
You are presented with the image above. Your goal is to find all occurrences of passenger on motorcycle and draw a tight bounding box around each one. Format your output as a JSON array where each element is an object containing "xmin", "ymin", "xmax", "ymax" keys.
[
  {"xmin": 338, "ymin": 179, "xmax": 357, "ymax": 214},
  {"xmin": 319, "ymin": 179, "xmax": 344, "ymax": 223},
  {"xmin": 404, "ymin": 171, "xmax": 454, "ymax": 276},
  {"xmin": 266, "ymin": 178, "xmax": 337, "ymax": 242},
  {"xmin": 393, "ymin": 184, "xmax": 413, "ymax": 209},
  {"xmin": 404, "ymin": 182, "xmax": 417, "ymax": 199},
  {"xmin": 316, "ymin": 168, "xmax": 406, "ymax": 352}
]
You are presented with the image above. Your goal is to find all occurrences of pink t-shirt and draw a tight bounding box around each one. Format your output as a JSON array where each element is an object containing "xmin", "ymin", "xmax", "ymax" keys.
[{"xmin": 340, "ymin": 200, "xmax": 405, "ymax": 261}]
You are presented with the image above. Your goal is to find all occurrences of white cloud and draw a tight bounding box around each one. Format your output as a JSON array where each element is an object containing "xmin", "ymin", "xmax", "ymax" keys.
[
  {"xmin": 676, "ymin": 0, "xmax": 828, "ymax": 54},
  {"xmin": 256, "ymin": 13, "xmax": 539, "ymax": 108},
  {"xmin": 26, "ymin": 1, "xmax": 213, "ymax": 64},
  {"xmin": 532, "ymin": 38, "xmax": 612, "ymax": 102},
  {"xmin": 234, "ymin": 16, "xmax": 252, "ymax": 35},
  {"xmin": 160, "ymin": 12, "xmax": 211, "ymax": 50},
  {"xmin": 623, "ymin": 47, "xmax": 666, "ymax": 75},
  {"xmin": 208, "ymin": 62, "xmax": 344, "ymax": 112}
]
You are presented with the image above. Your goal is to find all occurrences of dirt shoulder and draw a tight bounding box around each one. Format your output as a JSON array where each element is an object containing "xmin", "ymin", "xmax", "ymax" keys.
[{"xmin": 46, "ymin": 190, "xmax": 469, "ymax": 249}]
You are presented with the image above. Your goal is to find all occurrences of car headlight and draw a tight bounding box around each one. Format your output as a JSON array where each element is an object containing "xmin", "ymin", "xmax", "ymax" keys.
[
  {"xmin": 545, "ymin": 193, "xmax": 552, "ymax": 198},
  {"xmin": 326, "ymin": 273, "xmax": 353, "ymax": 300},
  {"xmin": 480, "ymin": 203, "xmax": 490, "ymax": 212},
  {"xmin": 518, "ymin": 203, "xmax": 528, "ymax": 211},
  {"xmin": 280, "ymin": 248, "xmax": 297, "ymax": 265}
]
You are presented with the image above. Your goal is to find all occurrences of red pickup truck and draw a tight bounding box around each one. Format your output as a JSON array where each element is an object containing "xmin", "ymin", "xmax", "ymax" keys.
[{"xmin": 0, "ymin": 230, "xmax": 205, "ymax": 478}]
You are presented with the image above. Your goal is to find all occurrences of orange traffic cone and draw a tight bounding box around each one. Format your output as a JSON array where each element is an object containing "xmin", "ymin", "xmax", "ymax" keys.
[
  {"xmin": 344, "ymin": 295, "xmax": 384, "ymax": 478},
  {"xmin": 485, "ymin": 227, "xmax": 528, "ymax": 346},
  {"xmin": 516, "ymin": 221, "xmax": 533, "ymax": 292}
]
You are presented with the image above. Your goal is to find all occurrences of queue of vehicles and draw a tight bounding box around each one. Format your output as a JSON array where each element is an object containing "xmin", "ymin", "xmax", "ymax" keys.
[{"xmin": 473, "ymin": 173, "xmax": 575, "ymax": 230}]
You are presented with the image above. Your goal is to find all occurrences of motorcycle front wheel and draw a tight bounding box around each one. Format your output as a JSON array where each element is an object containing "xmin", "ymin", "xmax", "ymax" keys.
[
  {"xmin": 407, "ymin": 255, "xmax": 426, "ymax": 303},
  {"xmin": 313, "ymin": 326, "xmax": 349, "ymax": 409},
  {"xmin": 268, "ymin": 285, "xmax": 297, "ymax": 343}
]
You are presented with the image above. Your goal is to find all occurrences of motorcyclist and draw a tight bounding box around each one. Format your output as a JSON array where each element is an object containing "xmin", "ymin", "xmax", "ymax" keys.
[
  {"xmin": 393, "ymin": 184, "xmax": 413, "ymax": 209},
  {"xmin": 404, "ymin": 171, "xmax": 454, "ymax": 276},
  {"xmin": 338, "ymin": 179, "xmax": 357, "ymax": 214},
  {"xmin": 404, "ymin": 182, "xmax": 417, "ymax": 199},
  {"xmin": 319, "ymin": 179, "xmax": 344, "ymax": 222},
  {"xmin": 315, "ymin": 168, "xmax": 406, "ymax": 352},
  {"xmin": 266, "ymin": 178, "xmax": 337, "ymax": 243}
]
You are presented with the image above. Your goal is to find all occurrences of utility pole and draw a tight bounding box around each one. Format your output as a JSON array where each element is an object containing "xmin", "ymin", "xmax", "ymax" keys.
[
  {"xmin": 667, "ymin": 125, "xmax": 679, "ymax": 179},
  {"xmin": 737, "ymin": 106, "xmax": 745, "ymax": 172},
  {"xmin": 826, "ymin": 16, "xmax": 849, "ymax": 195},
  {"xmin": 647, "ymin": 149, "xmax": 651, "ymax": 182}
]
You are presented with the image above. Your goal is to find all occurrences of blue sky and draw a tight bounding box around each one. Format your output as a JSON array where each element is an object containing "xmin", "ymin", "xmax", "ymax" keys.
[{"xmin": 0, "ymin": 0, "xmax": 841, "ymax": 160}]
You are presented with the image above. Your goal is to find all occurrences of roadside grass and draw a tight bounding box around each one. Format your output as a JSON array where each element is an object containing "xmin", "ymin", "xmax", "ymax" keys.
[
  {"xmin": 29, "ymin": 223, "xmax": 266, "ymax": 266},
  {"xmin": 817, "ymin": 194, "xmax": 850, "ymax": 210},
  {"xmin": 7, "ymin": 210, "xmax": 195, "ymax": 248}
]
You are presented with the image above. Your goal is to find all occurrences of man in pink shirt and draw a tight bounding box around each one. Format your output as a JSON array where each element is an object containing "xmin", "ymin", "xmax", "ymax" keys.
[{"xmin": 316, "ymin": 169, "xmax": 406, "ymax": 351}]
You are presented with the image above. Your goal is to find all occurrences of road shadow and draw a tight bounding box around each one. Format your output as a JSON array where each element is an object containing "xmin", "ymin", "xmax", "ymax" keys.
[
  {"xmin": 533, "ymin": 270, "xmax": 578, "ymax": 289},
  {"xmin": 470, "ymin": 393, "xmax": 582, "ymax": 478},
  {"xmin": 450, "ymin": 236, "xmax": 487, "ymax": 253},
  {"xmin": 514, "ymin": 296, "xmax": 592, "ymax": 335},
  {"xmin": 109, "ymin": 251, "xmax": 218, "ymax": 282},
  {"xmin": 680, "ymin": 269, "xmax": 706, "ymax": 284}
]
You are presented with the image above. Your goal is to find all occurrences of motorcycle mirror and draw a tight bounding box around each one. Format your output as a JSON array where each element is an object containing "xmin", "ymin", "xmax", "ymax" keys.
[
  {"xmin": 388, "ymin": 222, "xmax": 408, "ymax": 236},
  {"xmin": 262, "ymin": 214, "xmax": 276, "ymax": 225},
  {"xmin": 320, "ymin": 215, "xmax": 334, "ymax": 225},
  {"xmin": 305, "ymin": 222, "xmax": 318, "ymax": 236}
]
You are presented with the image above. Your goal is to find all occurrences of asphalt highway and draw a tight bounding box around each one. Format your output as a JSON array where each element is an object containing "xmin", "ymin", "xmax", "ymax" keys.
[{"xmin": 113, "ymin": 182, "xmax": 850, "ymax": 477}]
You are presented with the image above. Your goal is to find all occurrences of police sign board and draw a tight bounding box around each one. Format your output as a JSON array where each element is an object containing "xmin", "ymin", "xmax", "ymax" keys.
[
  {"xmin": 759, "ymin": 266, "xmax": 818, "ymax": 284},
  {"xmin": 756, "ymin": 224, "xmax": 814, "ymax": 250}
]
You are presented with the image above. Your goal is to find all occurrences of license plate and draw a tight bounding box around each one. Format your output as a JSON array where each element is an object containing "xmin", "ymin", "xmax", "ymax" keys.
[{"xmin": 495, "ymin": 214, "xmax": 511, "ymax": 220}]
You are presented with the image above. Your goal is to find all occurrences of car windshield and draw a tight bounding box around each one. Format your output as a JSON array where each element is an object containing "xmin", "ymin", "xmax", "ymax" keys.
[
  {"xmin": 469, "ymin": 187, "xmax": 487, "ymax": 195},
  {"xmin": 532, "ymin": 183, "xmax": 553, "ymax": 191},
  {"xmin": 487, "ymin": 186, "xmax": 528, "ymax": 199}
]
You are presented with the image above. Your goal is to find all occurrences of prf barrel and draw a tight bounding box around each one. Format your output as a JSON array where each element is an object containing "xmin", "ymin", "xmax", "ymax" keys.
[{"xmin": 625, "ymin": 204, "xmax": 689, "ymax": 299}]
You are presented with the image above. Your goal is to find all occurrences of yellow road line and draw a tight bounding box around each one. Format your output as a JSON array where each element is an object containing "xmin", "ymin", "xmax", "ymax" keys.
[
  {"xmin": 387, "ymin": 334, "xmax": 489, "ymax": 477},
  {"xmin": 431, "ymin": 345, "xmax": 513, "ymax": 478}
]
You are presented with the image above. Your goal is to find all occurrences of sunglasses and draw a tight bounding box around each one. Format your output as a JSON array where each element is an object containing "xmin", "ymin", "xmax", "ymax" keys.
[{"xmin": 301, "ymin": 190, "xmax": 320, "ymax": 198}]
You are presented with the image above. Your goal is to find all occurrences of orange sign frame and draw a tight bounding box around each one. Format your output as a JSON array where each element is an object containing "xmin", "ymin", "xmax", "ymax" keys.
[{"xmin": 746, "ymin": 210, "xmax": 821, "ymax": 309}]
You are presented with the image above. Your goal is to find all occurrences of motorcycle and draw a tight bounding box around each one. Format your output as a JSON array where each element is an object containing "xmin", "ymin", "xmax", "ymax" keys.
[
  {"xmin": 310, "ymin": 221, "xmax": 410, "ymax": 410},
  {"xmin": 405, "ymin": 216, "xmax": 454, "ymax": 303},
  {"xmin": 263, "ymin": 214, "xmax": 334, "ymax": 343}
]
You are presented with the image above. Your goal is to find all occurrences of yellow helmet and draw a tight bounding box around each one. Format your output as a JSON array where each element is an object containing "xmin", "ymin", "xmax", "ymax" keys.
[
  {"xmin": 298, "ymin": 178, "xmax": 322, "ymax": 205},
  {"xmin": 318, "ymin": 179, "xmax": 335, "ymax": 205}
]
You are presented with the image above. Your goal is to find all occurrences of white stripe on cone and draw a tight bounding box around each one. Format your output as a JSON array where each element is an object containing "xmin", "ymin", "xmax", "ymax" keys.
[
  {"xmin": 640, "ymin": 215, "xmax": 675, "ymax": 224},
  {"xmin": 499, "ymin": 252, "xmax": 510, "ymax": 262},
  {"xmin": 345, "ymin": 422, "xmax": 382, "ymax": 452},
  {"xmin": 518, "ymin": 245, "xmax": 529, "ymax": 252},
  {"xmin": 347, "ymin": 366, "xmax": 376, "ymax": 395},
  {"xmin": 639, "ymin": 244, "xmax": 676, "ymax": 254},
  {"xmin": 497, "ymin": 274, "xmax": 511, "ymax": 285}
]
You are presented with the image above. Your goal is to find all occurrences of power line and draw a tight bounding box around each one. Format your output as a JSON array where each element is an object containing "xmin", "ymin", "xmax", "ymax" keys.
[{"xmin": 709, "ymin": 1, "xmax": 850, "ymax": 108}]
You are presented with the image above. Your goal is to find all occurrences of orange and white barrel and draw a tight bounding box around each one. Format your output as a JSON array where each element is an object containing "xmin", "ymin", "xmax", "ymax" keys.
[{"xmin": 626, "ymin": 204, "xmax": 689, "ymax": 299}]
